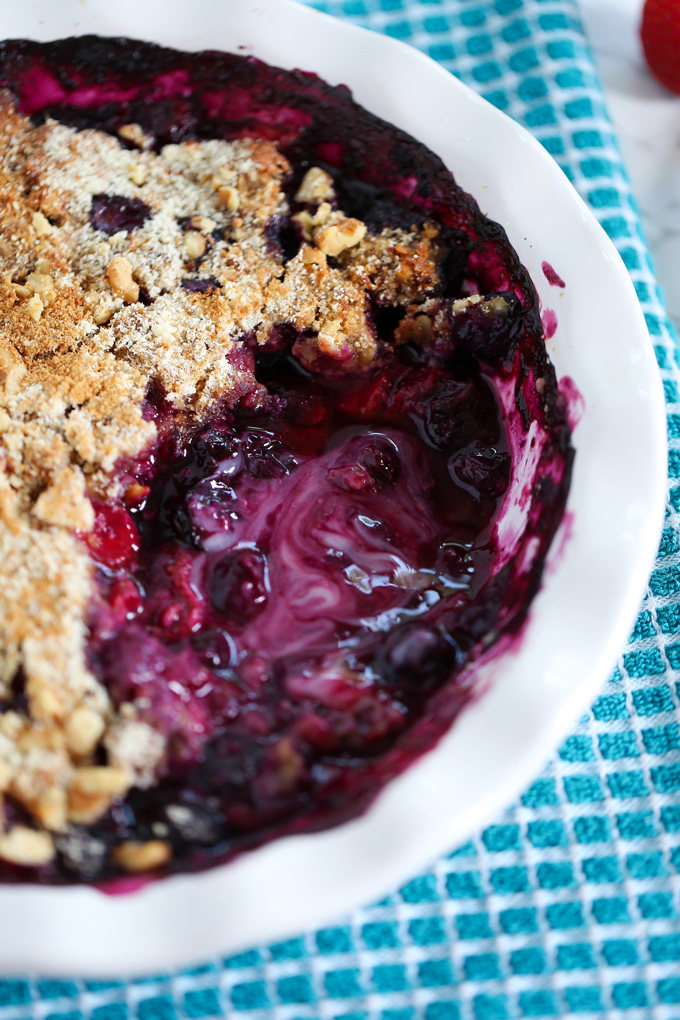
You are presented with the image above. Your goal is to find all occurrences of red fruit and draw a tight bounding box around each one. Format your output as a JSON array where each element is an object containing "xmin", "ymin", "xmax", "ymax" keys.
[
  {"xmin": 207, "ymin": 549, "xmax": 268, "ymax": 622},
  {"xmin": 641, "ymin": 0, "xmax": 680, "ymax": 94},
  {"xmin": 86, "ymin": 503, "xmax": 140, "ymax": 569},
  {"xmin": 338, "ymin": 370, "xmax": 392, "ymax": 419},
  {"xmin": 107, "ymin": 577, "xmax": 143, "ymax": 620},
  {"xmin": 327, "ymin": 463, "xmax": 374, "ymax": 492}
]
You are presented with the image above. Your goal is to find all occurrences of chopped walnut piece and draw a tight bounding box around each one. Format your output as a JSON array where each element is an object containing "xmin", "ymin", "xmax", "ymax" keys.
[
  {"xmin": 66, "ymin": 791, "xmax": 113, "ymax": 825},
  {"xmin": 25, "ymin": 670, "xmax": 67, "ymax": 721},
  {"xmin": 315, "ymin": 218, "xmax": 367, "ymax": 257},
  {"xmin": 32, "ymin": 786, "xmax": 68, "ymax": 832},
  {"xmin": 128, "ymin": 164, "xmax": 146, "ymax": 187},
  {"xmin": 117, "ymin": 122, "xmax": 152, "ymax": 149},
  {"xmin": 183, "ymin": 230, "xmax": 207, "ymax": 260},
  {"xmin": 0, "ymin": 711, "xmax": 22, "ymax": 740},
  {"xmin": 67, "ymin": 767, "xmax": 132, "ymax": 825},
  {"xmin": 0, "ymin": 825, "xmax": 55, "ymax": 866},
  {"xmin": 294, "ymin": 166, "xmax": 336, "ymax": 204},
  {"xmin": 31, "ymin": 211, "xmax": 53, "ymax": 237},
  {"xmin": 299, "ymin": 244, "xmax": 326, "ymax": 267},
  {"xmin": 65, "ymin": 705, "xmax": 106, "ymax": 756},
  {"xmin": 72, "ymin": 766, "xmax": 132, "ymax": 796},
  {"xmin": 394, "ymin": 312, "xmax": 434, "ymax": 345},
  {"xmin": 451, "ymin": 293, "xmax": 483, "ymax": 315},
  {"xmin": 0, "ymin": 341, "xmax": 26, "ymax": 395},
  {"xmin": 91, "ymin": 297, "xmax": 116, "ymax": 325},
  {"xmin": 188, "ymin": 215, "xmax": 217, "ymax": 233},
  {"xmin": 107, "ymin": 256, "xmax": 140, "ymax": 303},
  {"xmin": 112, "ymin": 839, "xmax": 172, "ymax": 872},
  {"xmin": 25, "ymin": 293, "xmax": 44, "ymax": 320},
  {"xmin": 217, "ymin": 185, "xmax": 240, "ymax": 212},
  {"xmin": 292, "ymin": 201, "xmax": 332, "ymax": 240},
  {"xmin": 123, "ymin": 482, "xmax": 150, "ymax": 505},
  {"xmin": 25, "ymin": 272, "xmax": 56, "ymax": 302}
]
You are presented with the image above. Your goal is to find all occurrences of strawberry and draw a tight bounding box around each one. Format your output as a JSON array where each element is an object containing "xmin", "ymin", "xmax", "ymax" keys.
[{"xmin": 640, "ymin": 0, "xmax": 680, "ymax": 95}]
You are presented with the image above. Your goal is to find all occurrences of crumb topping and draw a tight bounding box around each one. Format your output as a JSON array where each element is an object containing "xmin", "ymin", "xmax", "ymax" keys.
[{"xmin": 0, "ymin": 91, "xmax": 444, "ymax": 860}]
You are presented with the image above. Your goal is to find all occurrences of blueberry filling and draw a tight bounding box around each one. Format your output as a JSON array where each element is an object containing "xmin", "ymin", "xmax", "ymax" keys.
[
  {"xmin": 91, "ymin": 354, "xmax": 505, "ymax": 745},
  {"xmin": 68, "ymin": 352, "xmax": 520, "ymax": 878},
  {"xmin": 90, "ymin": 193, "xmax": 152, "ymax": 234},
  {"xmin": 0, "ymin": 36, "xmax": 574, "ymax": 884},
  {"xmin": 180, "ymin": 277, "xmax": 221, "ymax": 294}
]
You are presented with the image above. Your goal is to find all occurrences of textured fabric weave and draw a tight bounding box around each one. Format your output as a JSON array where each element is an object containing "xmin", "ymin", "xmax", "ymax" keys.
[{"xmin": 2, "ymin": 1, "xmax": 680, "ymax": 1016}]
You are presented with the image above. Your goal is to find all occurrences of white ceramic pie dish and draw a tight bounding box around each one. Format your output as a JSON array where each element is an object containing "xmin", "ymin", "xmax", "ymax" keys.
[{"xmin": 0, "ymin": 0, "xmax": 667, "ymax": 976}]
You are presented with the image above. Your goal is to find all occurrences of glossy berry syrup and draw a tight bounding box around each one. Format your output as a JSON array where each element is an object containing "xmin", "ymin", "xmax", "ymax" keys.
[{"xmin": 0, "ymin": 37, "xmax": 573, "ymax": 883}]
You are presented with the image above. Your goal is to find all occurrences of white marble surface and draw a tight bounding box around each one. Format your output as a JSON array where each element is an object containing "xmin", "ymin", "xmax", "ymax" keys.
[{"xmin": 579, "ymin": 0, "xmax": 680, "ymax": 335}]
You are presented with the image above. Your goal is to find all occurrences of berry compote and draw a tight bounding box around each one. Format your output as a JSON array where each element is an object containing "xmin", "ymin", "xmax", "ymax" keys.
[{"xmin": 0, "ymin": 36, "xmax": 573, "ymax": 884}]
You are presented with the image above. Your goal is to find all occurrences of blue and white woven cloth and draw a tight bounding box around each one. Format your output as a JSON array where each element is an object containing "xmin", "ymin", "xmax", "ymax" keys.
[{"xmin": 2, "ymin": 0, "xmax": 680, "ymax": 1016}]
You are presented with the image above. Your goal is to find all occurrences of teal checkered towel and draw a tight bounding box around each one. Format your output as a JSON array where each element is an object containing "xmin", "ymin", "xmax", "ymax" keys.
[{"xmin": 2, "ymin": 0, "xmax": 680, "ymax": 1016}]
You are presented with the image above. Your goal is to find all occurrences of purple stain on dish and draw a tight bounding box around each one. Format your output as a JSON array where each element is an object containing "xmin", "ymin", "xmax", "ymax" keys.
[
  {"xmin": 545, "ymin": 509, "xmax": 576, "ymax": 577},
  {"xmin": 98, "ymin": 876, "xmax": 151, "ymax": 896},
  {"xmin": 542, "ymin": 309, "xmax": 558, "ymax": 339},
  {"xmin": 559, "ymin": 375, "xmax": 585, "ymax": 429},
  {"xmin": 542, "ymin": 261, "xmax": 566, "ymax": 288}
]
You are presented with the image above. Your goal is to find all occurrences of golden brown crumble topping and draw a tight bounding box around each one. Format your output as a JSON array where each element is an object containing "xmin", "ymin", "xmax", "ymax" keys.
[{"xmin": 0, "ymin": 92, "xmax": 443, "ymax": 862}]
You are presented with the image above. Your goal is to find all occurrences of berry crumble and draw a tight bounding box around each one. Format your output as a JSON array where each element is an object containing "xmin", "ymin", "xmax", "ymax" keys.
[{"xmin": 0, "ymin": 37, "xmax": 573, "ymax": 883}]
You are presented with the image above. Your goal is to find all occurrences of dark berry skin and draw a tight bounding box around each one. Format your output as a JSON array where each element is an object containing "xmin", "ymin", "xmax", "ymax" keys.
[
  {"xmin": 181, "ymin": 277, "xmax": 221, "ymax": 293},
  {"xmin": 383, "ymin": 624, "xmax": 455, "ymax": 684},
  {"xmin": 90, "ymin": 194, "xmax": 151, "ymax": 234},
  {"xmin": 450, "ymin": 447, "xmax": 511, "ymax": 497},
  {"xmin": 360, "ymin": 440, "xmax": 401, "ymax": 485},
  {"xmin": 207, "ymin": 549, "xmax": 269, "ymax": 622}
]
